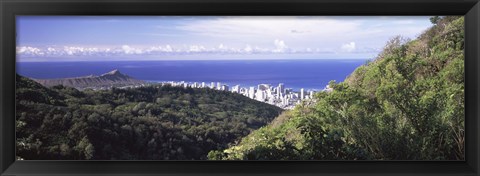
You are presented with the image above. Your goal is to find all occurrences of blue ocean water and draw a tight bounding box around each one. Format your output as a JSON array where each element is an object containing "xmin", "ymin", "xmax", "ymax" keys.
[{"xmin": 17, "ymin": 59, "xmax": 369, "ymax": 91}]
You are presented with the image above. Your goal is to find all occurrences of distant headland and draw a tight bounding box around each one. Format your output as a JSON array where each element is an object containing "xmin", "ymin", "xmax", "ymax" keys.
[{"xmin": 32, "ymin": 69, "xmax": 145, "ymax": 90}]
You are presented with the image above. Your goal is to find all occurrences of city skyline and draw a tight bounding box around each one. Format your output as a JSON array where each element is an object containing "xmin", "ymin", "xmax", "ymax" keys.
[
  {"xmin": 152, "ymin": 80, "xmax": 323, "ymax": 109},
  {"xmin": 17, "ymin": 16, "xmax": 433, "ymax": 62}
]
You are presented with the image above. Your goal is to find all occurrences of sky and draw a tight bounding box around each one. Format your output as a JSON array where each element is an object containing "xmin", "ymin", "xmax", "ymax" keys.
[{"xmin": 16, "ymin": 16, "xmax": 434, "ymax": 62}]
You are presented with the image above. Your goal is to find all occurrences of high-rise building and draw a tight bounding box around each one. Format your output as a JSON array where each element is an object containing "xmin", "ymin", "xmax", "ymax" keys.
[
  {"xmin": 283, "ymin": 97, "xmax": 289, "ymax": 106},
  {"xmin": 256, "ymin": 90, "xmax": 266, "ymax": 101},
  {"xmin": 210, "ymin": 82, "xmax": 215, "ymax": 89},
  {"xmin": 278, "ymin": 83, "xmax": 285, "ymax": 94},
  {"xmin": 232, "ymin": 85, "xmax": 240, "ymax": 93},
  {"xmin": 240, "ymin": 87, "xmax": 247, "ymax": 94},
  {"xmin": 217, "ymin": 82, "xmax": 222, "ymax": 90},
  {"xmin": 300, "ymin": 88, "xmax": 305, "ymax": 100},
  {"xmin": 201, "ymin": 82, "xmax": 206, "ymax": 88},
  {"xmin": 221, "ymin": 85, "xmax": 229, "ymax": 91},
  {"xmin": 249, "ymin": 87, "xmax": 255, "ymax": 99},
  {"xmin": 258, "ymin": 84, "xmax": 270, "ymax": 91},
  {"xmin": 265, "ymin": 89, "xmax": 272, "ymax": 98},
  {"xmin": 285, "ymin": 88, "xmax": 292, "ymax": 94}
]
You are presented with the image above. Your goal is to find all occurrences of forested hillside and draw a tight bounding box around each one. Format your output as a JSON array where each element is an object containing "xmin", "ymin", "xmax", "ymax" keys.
[
  {"xmin": 16, "ymin": 75, "xmax": 283, "ymax": 160},
  {"xmin": 209, "ymin": 16, "xmax": 464, "ymax": 160}
]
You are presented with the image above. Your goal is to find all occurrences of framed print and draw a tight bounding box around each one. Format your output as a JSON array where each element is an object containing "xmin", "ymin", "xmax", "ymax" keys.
[{"xmin": 1, "ymin": 0, "xmax": 479, "ymax": 175}]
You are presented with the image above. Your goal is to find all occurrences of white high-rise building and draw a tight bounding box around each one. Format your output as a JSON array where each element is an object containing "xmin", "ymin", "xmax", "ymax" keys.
[
  {"xmin": 240, "ymin": 87, "xmax": 247, "ymax": 94},
  {"xmin": 278, "ymin": 83, "xmax": 285, "ymax": 94},
  {"xmin": 232, "ymin": 85, "xmax": 240, "ymax": 93},
  {"xmin": 283, "ymin": 97, "xmax": 289, "ymax": 106},
  {"xmin": 265, "ymin": 89, "xmax": 273, "ymax": 99},
  {"xmin": 210, "ymin": 82, "xmax": 215, "ymax": 89},
  {"xmin": 201, "ymin": 82, "xmax": 206, "ymax": 88},
  {"xmin": 217, "ymin": 82, "xmax": 222, "ymax": 90},
  {"xmin": 292, "ymin": 93, "xmax": 298, "ymax": 99},
  {"xmin": 268, "ymin": 97, "xmax": 275, "ymax": 104},
  {"xmin": 256, "ymin": 90, "xmax": 266, "ymax": 101},
  {"xmin": 248, "ymin": 87, "xmax": 256, "ymax": 99},
  {"xmin": 300, "ymin": 88, "xmax": 305, "ymax": 100}
]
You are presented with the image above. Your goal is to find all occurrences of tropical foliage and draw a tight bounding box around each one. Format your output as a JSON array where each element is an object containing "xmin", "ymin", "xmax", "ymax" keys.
[
  {"xmin": 16, "ymin": 76, "xmax": 283, "ymax": 160},
  {"xmin": 209, "ymin": 16, "xmax": 464, "ymax": 160}
]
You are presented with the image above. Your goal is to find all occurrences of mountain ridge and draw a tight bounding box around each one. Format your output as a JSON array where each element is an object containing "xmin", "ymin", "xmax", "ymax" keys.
[{"xmin": 32, "ymin": 69, "xmax": 145, "ymax": 89}]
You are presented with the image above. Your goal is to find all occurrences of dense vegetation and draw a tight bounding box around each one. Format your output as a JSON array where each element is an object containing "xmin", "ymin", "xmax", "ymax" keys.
[
  {"xmin": 16, "ymin": 76, "xmax": 283, "ymax": 160},
  {"xmin": 209, "ymin": 16, "xmax": 464, "ymax": 160}
]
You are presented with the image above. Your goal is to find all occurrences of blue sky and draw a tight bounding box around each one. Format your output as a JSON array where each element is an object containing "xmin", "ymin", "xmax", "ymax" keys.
[{"xmin": 16, "ymin": 16, "xmax": 433, "ymax": 62}]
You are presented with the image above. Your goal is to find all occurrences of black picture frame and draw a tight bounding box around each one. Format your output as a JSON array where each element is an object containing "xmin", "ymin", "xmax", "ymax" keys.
[{"xmin": 1, "ymin": 0, "xmax": 479, "ymax": 175}]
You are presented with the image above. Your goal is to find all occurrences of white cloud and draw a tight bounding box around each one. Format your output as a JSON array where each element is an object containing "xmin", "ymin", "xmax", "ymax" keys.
[
  {"xmin": 62, "ymin": 46, "xmax": 104, "ymax": 56},
  {"xmin": 47, "ymin": 47, "xmax": 56, "ymax": 52},
  {"xmin": 273, "ymin": 39, "xmax": 288, "ymax": 53},
  {"xmin": 121, "ymin": 45, "xmax": 143, "ymax": 54},
  {"xmin": 17, "ymin": 46, "xmax": 43, "ymax": 56},
  {"xmin": 187, "ymin": 45, "xmax": 207, "ymax": 53},
  {"xmin": 165, "ymin": 45, "xmax": 173, "ymax": 52},
  {"xmin": 341, "ymin": 42, "xmax": 356, "ymax": 52},
  {"xmin": 18, "ymin": 40, "xmax": 332, "ymax": 58},
  {"xmin": 244, "ymin": 45, "xmax": 253, "ymax": 53},
  {"xmin": 17, "ymin": 42, "xmax": 365, "ymax": 58},
  {"xmin": 146, "ymin": 45, "xmax": 174, "ymax": 53}
]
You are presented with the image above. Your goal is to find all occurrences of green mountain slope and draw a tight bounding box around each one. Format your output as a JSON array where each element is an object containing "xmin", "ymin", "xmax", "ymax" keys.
[
  {"xmin": 210, "ymin": 16, "xmax": 464, "ymax": 160},
  {"xmin": 16, "ymin": 75, "xmax": 283, "ymax": 160}
]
